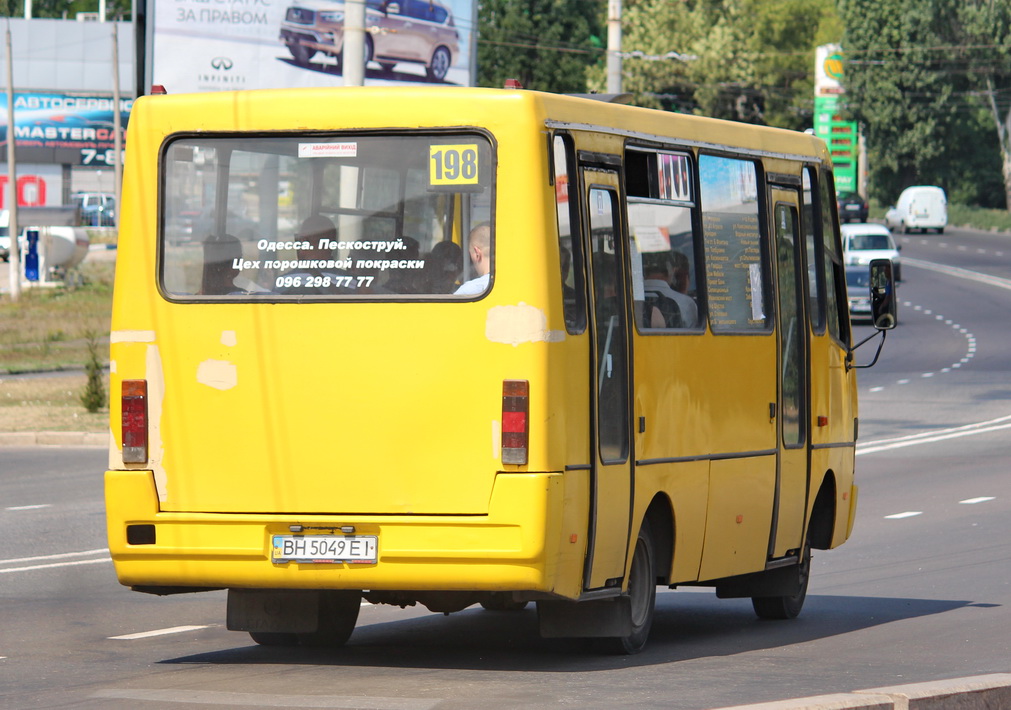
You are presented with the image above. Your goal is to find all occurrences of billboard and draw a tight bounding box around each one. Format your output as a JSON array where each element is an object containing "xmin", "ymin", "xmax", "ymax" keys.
[
  {"xmin": 0, "ymin": 165, "xmax": 64, "ymax": 208},
  {"xmin": 149, "ymin": 0, "xmax": 476, "ymax": 93},
  {"xmin": 813, "ymin": 45, "xmax": 858, "ymax": 194},
  {"xmin": 1, "ymin": 93, "xmax": 131, "ymax": 168}
]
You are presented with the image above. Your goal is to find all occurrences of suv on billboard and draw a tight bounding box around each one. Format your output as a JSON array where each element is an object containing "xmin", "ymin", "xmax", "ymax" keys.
[{"xmin": 279, "ymin": 0, "xmax": 460, "ymax": 81}]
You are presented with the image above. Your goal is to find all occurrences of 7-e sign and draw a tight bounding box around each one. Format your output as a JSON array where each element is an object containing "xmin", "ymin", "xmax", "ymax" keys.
[{"xmin": 80, "ymin": 149, "xmax": 124, "ymax": 166}]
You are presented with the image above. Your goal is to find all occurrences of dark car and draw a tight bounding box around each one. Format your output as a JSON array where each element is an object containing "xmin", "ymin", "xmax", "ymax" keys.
[
  {"xmin": 846, "ymin": 265, "xmax": 875, "ymax": 323},
  {"xmin": 837, "ymin": 191, "xmax": 868, "ymax": 223}
]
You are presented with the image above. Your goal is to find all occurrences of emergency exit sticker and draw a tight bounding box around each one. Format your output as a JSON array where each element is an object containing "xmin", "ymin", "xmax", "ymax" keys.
[
  {"xmin": 429, "ymin": 144, "xmax": 480, "ymax": 186},
  {"xmin": 298, "ymin": 142, "xmax": 358, "ymax": 158}
]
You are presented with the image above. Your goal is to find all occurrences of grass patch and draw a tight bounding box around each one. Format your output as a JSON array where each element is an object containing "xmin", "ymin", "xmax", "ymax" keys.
[
  {"xmin": 0, "ymin": 373, "xmax": 109, "ymax": 433},
  {"xmin": 870, "ymin": 200, "xmax": 1011, "ymax": 232},
  {"xmin": 0, "ymin": 256, "xmax": 114, "ymax": 433},
  {"xmin": 0, "ymin": 259, "xmax": 114, "ymax": 374},
  {"xmin": 947, "ymin": 204, "xmax": 1011, "ymax": 232}
]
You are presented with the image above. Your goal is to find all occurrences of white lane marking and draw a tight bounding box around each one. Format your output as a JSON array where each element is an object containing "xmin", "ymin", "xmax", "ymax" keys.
[
  {"xmin": 0, "ymin": 549, "xmax": 110, "ymax": 574},
  {"xmin": 0, "ymin": 548, "xmax": 109, "ymax": 566},
  {"xmin": 0, "ymin": 557, "xmax": 111, "ymax": 574},
  {"xmin": 867, "ymin": 300, "xmax": 975, "ymax": 391},
  {"xmin": 904, "ymin": 257, "xmax": 1011, "ymax": 291},
  {"xmin": 885, "ymin": 512, "xmax": 923, "ymax": 519},
  {"xmin": 857, "ymin": 414, "xmax": 1011, "ymax": 455},
  {"xmin": 109, "ymin": 625, "xmax": 210, "ymax": 640},
  {"xmin": 960, "ymin": 497, "xmax": 996, "ymax": 505},
  {"xmin": 5, "ymin": 504, "xmax": 51, "ymax": 511},
  {"xmin": 91, "ymin": 689, "xmax": 442, "ymax": 709}
]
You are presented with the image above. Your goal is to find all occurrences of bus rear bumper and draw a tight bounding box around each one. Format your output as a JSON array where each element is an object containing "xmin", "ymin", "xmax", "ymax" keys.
[{"xmin": 105, "ymin": 469, "xmax": 573, "ymax": 596}]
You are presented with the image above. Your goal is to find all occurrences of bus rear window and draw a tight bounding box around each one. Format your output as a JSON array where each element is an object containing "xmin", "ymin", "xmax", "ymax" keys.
[{"xmin": 160, "ymin": 133, "xmax": 494, "ymax": 300}]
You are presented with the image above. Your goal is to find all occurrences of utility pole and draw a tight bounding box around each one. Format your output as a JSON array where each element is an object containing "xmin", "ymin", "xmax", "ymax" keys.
[
  {"xmin": 5, "ymin": 20, "xmax": 20, "ymax": 301},
  {"xmin": 343, "ymin": 0, "xmax": 366, "ymax": 87},
  {"xmin": 606, "ymin": 0, "xmax": 622, "ymax": 94},
  {"xmin": 112, "ymin": 22, "xmax": 122, "ymax": 222}
]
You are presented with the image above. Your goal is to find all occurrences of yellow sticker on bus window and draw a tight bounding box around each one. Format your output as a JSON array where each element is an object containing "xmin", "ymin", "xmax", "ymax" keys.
[{"xmin": 429, "ymin": 144, "xmax": 480, "ymax": 186}]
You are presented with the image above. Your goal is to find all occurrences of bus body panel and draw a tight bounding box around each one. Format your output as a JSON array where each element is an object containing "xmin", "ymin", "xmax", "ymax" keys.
[{"xmin": 105, "ymin": 468, "xmax": 576, "ymax": 593}]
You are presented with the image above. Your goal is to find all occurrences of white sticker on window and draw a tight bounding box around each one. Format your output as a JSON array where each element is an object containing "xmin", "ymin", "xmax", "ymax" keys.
[
  {"xmin": 749, "ymin": 262, "xmax": 765, "ymax": 322},
  {"xmin": 298, "ymin": 142, "xmax": 358, "ymax": 158}
]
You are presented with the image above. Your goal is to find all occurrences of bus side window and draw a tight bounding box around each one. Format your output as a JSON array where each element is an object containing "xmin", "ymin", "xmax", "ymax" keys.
[
  {"xmin": 629, "ymin": 203, "xmax": 700, "ymax": 331},
  {"xmin": 802, "ymin": 166, "xmax": 825, "ymax": 332},
  {"xmin": 625, "ymin": 149, "xmax": 701, "ymax": 333},
  {"xmin": 553, "ymin": 134, "xmax": 586, "ymax": 333},
  {"xmin": 819, "ymin": 170, "xmax": 850, "ymax": 347}
]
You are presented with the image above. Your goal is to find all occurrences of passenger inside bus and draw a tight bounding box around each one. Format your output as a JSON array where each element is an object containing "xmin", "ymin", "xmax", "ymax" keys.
[
  {"xmin": 200, "ymin": 233, "xmax": 243, "ymax": 295},
  {"xmin": 384, "ymin": 236, "xmax": 422, "ymax": 294},
  {"xmin": 423, "ymin": 240, "xmax": 463, "ymax": 293},
  {"xmin": 277, "ymin": 215, "xmax": 347, "ymax": 294},
  {"xmin": 454, "ymin": 224, "xmax": 491, "ymax": 295},
  {"xmin": 642, "ymin": 250, "xmax": 698, "ymax": 328},
  {"xmin": 641, "ymin": 252, "xmax": 684, "ymax": 328}
]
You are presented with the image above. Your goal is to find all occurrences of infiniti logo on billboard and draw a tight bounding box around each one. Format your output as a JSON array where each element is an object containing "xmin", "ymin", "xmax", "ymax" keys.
[{"xmin": 198, "ymin": 56, "xmax": 246, "ymax": 88}]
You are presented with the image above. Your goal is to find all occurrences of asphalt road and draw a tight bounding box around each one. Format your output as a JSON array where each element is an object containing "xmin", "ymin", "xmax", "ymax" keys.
[{"xmin": 2, "ymin": 224, "xmax": 1010, "ymax": 709}]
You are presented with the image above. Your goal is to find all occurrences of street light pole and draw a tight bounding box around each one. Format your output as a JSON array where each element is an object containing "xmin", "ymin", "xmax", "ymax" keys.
[
  {"xmin": 343, "ymin": 0, "xmax": 366, "ymax": 87},
  {"xmin": 606, "ymin": 0, "xmax": 622, "ymax": 94},
  {"xmin": 5, "ymin": 20, "xmax": 20, "ymax": 301},
  {"xmin": 112, "ymin": 22, "xmax": 122, "ymax": 224}
]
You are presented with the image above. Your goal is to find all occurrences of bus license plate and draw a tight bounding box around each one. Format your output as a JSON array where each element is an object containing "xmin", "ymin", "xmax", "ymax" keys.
[{"xmin": 271, "ymin": 535, "xmax": 377, "ymax": 564}]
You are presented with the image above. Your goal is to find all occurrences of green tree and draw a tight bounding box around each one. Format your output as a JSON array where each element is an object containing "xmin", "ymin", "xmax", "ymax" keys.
[
  {"xmin": 838, "ymin": 0, "xmax": 1011, "ymax": 208},
  {"xmin": 599, "ymin": 0, "xmax": 841, "ymax": 130},
  {"xmin": 477, "ymin": 0, "xmax": 605, "ymax": 92}
]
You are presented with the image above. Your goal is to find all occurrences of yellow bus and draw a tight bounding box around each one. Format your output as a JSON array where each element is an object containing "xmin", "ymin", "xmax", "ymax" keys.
[{"xmin": 105, "ymin": 86, "xmax": 893, "ymax": 654}]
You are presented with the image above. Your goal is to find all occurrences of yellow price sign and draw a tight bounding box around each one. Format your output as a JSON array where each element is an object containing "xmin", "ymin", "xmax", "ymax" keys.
[{"xmin": 429, "ymin": 144, "xmax": 480, "ymax": 187}]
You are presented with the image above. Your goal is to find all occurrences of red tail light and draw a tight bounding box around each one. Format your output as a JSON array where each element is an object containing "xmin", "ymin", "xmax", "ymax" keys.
[
  {"xmin": 122, "ymin": 379, "xmax": 149, "ymax": 464},
  {"xmin": 501, "ymin": 380, "xmax": 529, "ymax": 465}
]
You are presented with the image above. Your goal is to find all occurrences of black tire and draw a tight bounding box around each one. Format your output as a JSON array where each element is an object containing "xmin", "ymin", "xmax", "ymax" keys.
[
  {"xmin": 364, "ymin": 35, "xmax": 374, "ymax": 68},
  {"xmin": 596, "ymin": 521, "xmax": 657, "ymax": 655},
  {"xmin": 480, "ymin": 594, "xmax": 529, "ymax": 612},
  {"xmin": 289, "ymin": 41, "xmax": 315, "ymax": 65},
  {"xmin": 427, "ymin": 46, "xmax": 451, "ymax": 81},
  {"xmin": 249, "ymin": 631, "xmax": 299, "ymax": 647},
  {"xmin": 752, "ymin": 541, "xmax": 810, "ymax": 620},
  {"xmin": 379, "ymin": 61, "xmax": 396, "ymax": 73},
  {"xmin": 296, "ymin": 590, "xmax": 361, "ymax": 647}
]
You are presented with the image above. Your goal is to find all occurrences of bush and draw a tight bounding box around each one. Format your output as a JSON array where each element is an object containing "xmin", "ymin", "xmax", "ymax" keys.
[{"xmin": 80, "ymin": 331, "xmax": 107, "ymax": 413}]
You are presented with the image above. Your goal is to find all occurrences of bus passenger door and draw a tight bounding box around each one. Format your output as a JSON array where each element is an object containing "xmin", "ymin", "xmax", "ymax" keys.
[
  {"xmin": 580, "ymin": 167, "xmax": 633, "ymax": 590},
  {"xmin": 771, "ymin": 189, "xmax": 809, "ymax": 557}
]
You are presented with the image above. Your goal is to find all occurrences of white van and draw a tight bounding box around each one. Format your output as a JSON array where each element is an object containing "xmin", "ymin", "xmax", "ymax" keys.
[{"xmin": 884, "ymin": 185, "xmax": 947, "ymax": 234}]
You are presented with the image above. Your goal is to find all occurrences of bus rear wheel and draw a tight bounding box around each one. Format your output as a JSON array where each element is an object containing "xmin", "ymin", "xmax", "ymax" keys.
[
  {"xmin": 296, "ymin": 590, "xmax": 362, "ymax": 647},
  {"xmin": 595, "ymin": 521, "xmax": 657, "ymax": 655},
  {"xmin": 752, "ymin": 541, "xmax": 810, "ymax": 620},
  {"xmin": 249, "ymin": 631, "xmax": 298, "ymax": 646},
  {"xmin": 480, "ymin": 593, "xmax": 529, "ymax": 611}
]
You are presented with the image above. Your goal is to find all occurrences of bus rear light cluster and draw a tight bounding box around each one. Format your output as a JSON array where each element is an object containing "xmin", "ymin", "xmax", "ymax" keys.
[
  {"xmin": 122, "ymin": 379, "xmax": 149, "ymax": 464},
  {"xmin": 501, "ymin": 380, "xmax": 529, "ymax": 465}
]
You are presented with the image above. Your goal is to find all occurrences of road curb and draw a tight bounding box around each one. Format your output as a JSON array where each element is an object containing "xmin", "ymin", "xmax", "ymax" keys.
[
  {"xmin": 714, "ymin": 673, "xmax": 1011, "ymax": 709},
  {"xmin": 0, "ymin": 431, "xmax": 108, "ymax": 447}
]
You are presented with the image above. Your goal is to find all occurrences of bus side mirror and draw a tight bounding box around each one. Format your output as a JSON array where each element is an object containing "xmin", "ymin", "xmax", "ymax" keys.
[{"xmin": 869, "ymin": 258, "xmax": 897, "ymax": 330}]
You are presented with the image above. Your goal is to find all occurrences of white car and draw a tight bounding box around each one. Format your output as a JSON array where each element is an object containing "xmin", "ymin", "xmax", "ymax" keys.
[
  {"xmin": 841, "ymin": 222, "xmax": 902, "ymax": 282},
  {"xmin": 884, "ymin": 185, "xmax": 947, "ymax": 234}
]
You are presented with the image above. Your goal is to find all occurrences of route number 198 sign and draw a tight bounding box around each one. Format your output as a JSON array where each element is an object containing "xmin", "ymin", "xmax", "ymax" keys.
[{"xmin": 429, "ymin": 144, "xmax": 480, "ymax": 187}]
